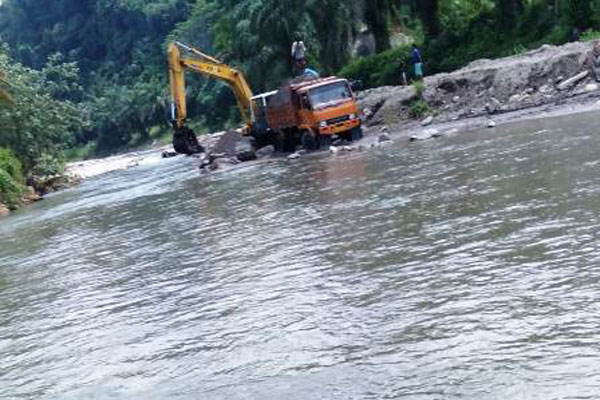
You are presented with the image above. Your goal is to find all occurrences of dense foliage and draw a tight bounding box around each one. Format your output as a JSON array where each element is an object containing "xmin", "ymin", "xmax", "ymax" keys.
[
  {"xmin": 0, "ymin": 48, "xmax": 89, "ymax": 206},
  {"xmin": 0, "ymin": 0, "xmax": 599, "ymax": 178}
]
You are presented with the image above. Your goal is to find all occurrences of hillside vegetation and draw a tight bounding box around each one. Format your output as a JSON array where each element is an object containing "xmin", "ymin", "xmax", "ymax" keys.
[{"xmin": 0, "ymin": 0, "xmax": 599, "ymax": 207}]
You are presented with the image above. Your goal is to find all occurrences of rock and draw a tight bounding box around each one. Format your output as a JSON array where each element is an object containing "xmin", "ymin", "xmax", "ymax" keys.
[
  {"xmin": 363, "ymin": 108, "xmax": 373, "ymax": 119},
  {"xmin": 421, "ymin": 116, "xmax": 434, "ymax": 126},
  {"xmin": 487, "ymin": 120, "xmax": 497, "ymax": 128},
  {"xmin": 557, "ymin": 71, "xmax": 589, "ymax": 91},
  {"xmin": 509, "ymin": 93, "xmax": 523, "ymax": 103},
  {"xmin": 539, "ymin": 84, "xmax": 553, "ymax": 94},
  {"xmin": 555, "ymin": 75, "xmax": 565, "ymax": 83},
  {"xmin": 380, "ymin": 125, "xmax": 388, "ymax": 132},
  {"xmin": 525, "ymin": 87, "xmax": 535, "ymax": 95},
  {"xmin": 234, "ymin": 136, "xmax": 257, "ymax": 162},
  {"xmin": 0, "ymin": 203, "xmax": 10, "ymax": 216},
  {"xmin": 485, "ymin": 100, "xmax": 499, "ymax": 114},
  {"xmin": 198, "ymin": 153, "xmax": 212, "ymax": 168},
  {"xmin": 288, "ymin": 152, "xmax": 302, "ymax": 160},
  {"xmin": 21, "ymin": 186, "xmax": 42, "ymax": 205},
  {"xmin": 452, "ymin": 95, "xmax": 460, "ymax": 103},
  {"xmin": 208, "ymin": 159, "xmax": 221, "ymax": 171},
  {"xmin": 236, "ymin": 150, "xmax": 257, "ymax": 162},
  {"xmin": 162, "ymin": 150, "xmax": 177, "ymax": 158},
  {"xmin": 584, "ymin": 83, "xmax": 599, "ymax": 92},
  {"xmin": 410, "ymin": 128, "xmax": 439, "ymax": 142},
  {"xmin": 379, "ymin": 132, "xmax": 391, "ymax": 142},
  {"xmin": 256, "ymin": 144, "xmax": 275, "ymax": 158}
]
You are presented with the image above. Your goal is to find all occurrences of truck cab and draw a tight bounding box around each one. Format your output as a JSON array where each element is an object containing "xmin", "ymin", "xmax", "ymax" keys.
[{"xmin": 296, "ymin": 77, "xmax": 362, "ymax": 140}]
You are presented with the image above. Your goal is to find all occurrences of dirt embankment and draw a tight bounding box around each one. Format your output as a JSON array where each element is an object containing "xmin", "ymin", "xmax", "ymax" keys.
[{"xmin": 358, "ymin": 41, "xmax": 600, "ymax": 136}]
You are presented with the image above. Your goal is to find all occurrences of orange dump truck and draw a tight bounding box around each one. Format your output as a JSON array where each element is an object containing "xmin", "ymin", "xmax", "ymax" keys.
[{"xmin": 254, "ymin": 77, "xmax": 363, "ymax": 152}]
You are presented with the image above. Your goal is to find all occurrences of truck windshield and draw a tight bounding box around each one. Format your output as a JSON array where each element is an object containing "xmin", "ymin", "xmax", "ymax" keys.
[{"xmin": 309, "ymin": 82, "xmax": 351, "ymax": 109}]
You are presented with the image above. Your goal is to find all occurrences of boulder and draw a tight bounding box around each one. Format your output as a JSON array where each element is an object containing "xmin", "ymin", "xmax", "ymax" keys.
[
  {"xmin": 236, "ymin": 150, "xmax": 257, "ymax": 162},
  {"xmin": 0, "ymin": 203, "xmax": 10, "ymax": 216},
  {"xmin": 126, "ymin": 159, "xmax": 139, "ymax": 168},
  {"xmin": 21, "ymin": 186, "xmax": 42, "ymax": 205},
  {"xmin": 487, "ymin": 120, "xmax": 497, "ymax": 128},
  {"xmin": 288, "ymin": 152, "xmax": 302, "ymax": 160},
  {"xmin": 557, "ymin": 70, "xmax": 589, "ymax": 91},
  {"xmin": 162, "ymin": 150, "xmax": 178, "ymax": 158},
  {"xmin": 421, "ymin": 116, "xmax": 434, "ymax": 126},
  {"xmin": 256, "ymin": 144, "xmax": 275, "ymax": 158},
  {"xmin": 379, "ymin": 132, "xmax": 391, "ymax": 142}
]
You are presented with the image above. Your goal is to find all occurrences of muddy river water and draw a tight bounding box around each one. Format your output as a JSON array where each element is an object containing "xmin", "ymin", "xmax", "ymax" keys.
[{"xmin": 2, "ymin": 111, "xmax": 600, "ymax": 399}]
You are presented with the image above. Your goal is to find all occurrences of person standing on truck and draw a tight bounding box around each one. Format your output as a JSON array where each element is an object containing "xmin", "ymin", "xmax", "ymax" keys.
[
  {"xmin": 411, "ymin": 44, "xmax": 424, "ymax": 80},
  {"xmin": 291, "ymin": 34, "xmax": 307, "ymax": 75}
]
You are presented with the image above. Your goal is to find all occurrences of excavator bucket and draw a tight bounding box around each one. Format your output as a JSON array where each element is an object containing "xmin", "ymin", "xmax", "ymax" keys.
[{"xmin": 173, "ymin": 127, "xmax": 205, "ymax": 155}]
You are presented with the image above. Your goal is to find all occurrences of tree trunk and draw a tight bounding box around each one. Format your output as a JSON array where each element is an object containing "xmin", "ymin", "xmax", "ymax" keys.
[{"xmin": 364, "ymin": 0, "xmax": 391, "ymax": 52}]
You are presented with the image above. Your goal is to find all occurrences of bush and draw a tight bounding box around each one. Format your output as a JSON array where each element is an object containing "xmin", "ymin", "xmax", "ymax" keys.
[
  {"xmin": 31, "ymin": 152, "xmax": 64, "ymax": 177},
  {"xmin": 0, "ymin": 147, "xmax": 24, "ymax": 208},
  {"xmin": 409, "ymin": 99, "xmax": 430, "ymax": 118},
  {"xmin": 0, "ymin": 147, "xmax": 23, "ymax": 182},
  {"xmin": 581, "ymin": 29, "xmax": 600, "ymax": 42},
  {"xmin": 339, "ymin": 45, "xmax": 413, "ymax": 90}
]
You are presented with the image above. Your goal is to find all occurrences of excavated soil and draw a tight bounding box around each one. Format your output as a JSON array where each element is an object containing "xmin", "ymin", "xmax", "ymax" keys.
[{"xmin": 358, "ymin": 40, "xmax": 600, "ymax": 136}]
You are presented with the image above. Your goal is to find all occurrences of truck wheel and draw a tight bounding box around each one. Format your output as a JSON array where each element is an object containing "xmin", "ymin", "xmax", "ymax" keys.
[
  {"xmin": 275, "ymin": 131, "xmax": 295, "ymax": 153},
  {"xmin": 318, "ymin": 134, "xmax": 332, "ymax": 149},
  {"xmin": 301, "ymin": 130, "xmax": 317, "ymax": 151},
  {"xmin": 350, "ymin": 126, "xmax": 363, "ymax": 141}
]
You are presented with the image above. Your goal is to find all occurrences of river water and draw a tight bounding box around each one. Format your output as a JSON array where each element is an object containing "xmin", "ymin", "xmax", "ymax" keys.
[{"xmin": 2, "ymin": 112, "xmax": 600, "ymax": 399}]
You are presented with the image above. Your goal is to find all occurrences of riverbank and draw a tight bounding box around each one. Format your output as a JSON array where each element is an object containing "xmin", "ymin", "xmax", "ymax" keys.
[
  {"xmin": 359, "ymin": 40, "xmax": 600, "ymax": 137},
  {"xmin": 3, "ymin": 40, "xmax": 599, "ymax": 217}
]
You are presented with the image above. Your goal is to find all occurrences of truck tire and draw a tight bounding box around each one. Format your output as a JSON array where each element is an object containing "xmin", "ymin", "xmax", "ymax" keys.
[
  {"xmin": 275, "ymin": 131, "xmax": 296, "ymax": 153},
  {"xmin": 350, "ymin": 126, "xmax": 364, "ymax": 141},
  {"xmin": 318, "ymin": 134, "xmax": 332, "ymax": 149},
  {"xmin": 301, "ymin": 130, "xmax": 318, "ymax": 151}
]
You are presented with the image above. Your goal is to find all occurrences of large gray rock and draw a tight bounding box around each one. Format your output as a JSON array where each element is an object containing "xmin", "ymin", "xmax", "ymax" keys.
[
  {"xmin": 557, "ymin": 70, "xmax": 589, "ymax": 91},
  {"xmin": 421, "ymin": 116, "xmax": 434, "ymax": 126},
  {"xmin": 256, "ymin": 144, "xmax": 275, "ymax": 158}
]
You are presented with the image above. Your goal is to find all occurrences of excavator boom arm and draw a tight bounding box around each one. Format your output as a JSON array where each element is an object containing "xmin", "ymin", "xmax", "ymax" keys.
[{"xmin": 168, "ymin": 43, "xmax": 254, "ymax": 131}]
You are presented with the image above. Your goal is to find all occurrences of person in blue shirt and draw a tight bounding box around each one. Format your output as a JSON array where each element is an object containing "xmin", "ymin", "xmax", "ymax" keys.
[{"xmin": 411, "ymin": 45, "xmax": 424, "ymax": 80}]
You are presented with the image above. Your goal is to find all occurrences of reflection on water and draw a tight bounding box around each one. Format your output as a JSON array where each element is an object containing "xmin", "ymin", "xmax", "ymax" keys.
[{"xmin": 2, "ymin": 112, "xmax": 600, "ymax": 399}]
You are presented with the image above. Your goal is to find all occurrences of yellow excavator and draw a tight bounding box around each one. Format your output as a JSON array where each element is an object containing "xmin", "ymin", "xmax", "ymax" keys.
[{"xmin": 168, "ymin": 42, "xmax": 255, "ymax": 154}]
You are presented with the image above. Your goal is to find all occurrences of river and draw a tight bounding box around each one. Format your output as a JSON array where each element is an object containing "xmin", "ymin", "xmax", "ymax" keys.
[{"xmin": 2, "ymin": 112, "xmax": 600, "ymax": 399}]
